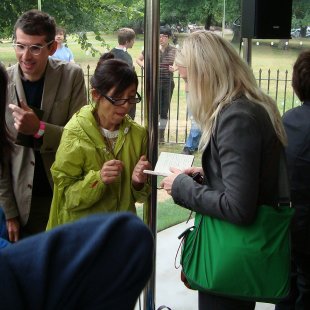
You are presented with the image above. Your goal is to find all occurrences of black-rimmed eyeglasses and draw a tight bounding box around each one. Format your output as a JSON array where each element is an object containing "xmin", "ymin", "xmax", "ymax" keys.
[
  {"xmin": 12, "ymin": 40, "xmax": 54, "ymax": 56},
  {"xmin": 102, "ymin": 92, "xmax": 142, "ymax": 106}
]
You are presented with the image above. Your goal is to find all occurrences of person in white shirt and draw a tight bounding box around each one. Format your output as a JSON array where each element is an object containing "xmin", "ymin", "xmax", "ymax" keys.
[{"xmin": 50, "ymin": 27, "xmax": 75, "ymax": 63}]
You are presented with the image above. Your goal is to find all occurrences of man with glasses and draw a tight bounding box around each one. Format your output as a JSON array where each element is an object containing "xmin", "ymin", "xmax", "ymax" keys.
[
  {"xmin": 136, "ymin": 26, "xmax": 177, "ymax": 143},
  {"xmin": 0, "ymin": 9, "xmax": 87, "ymax": 242}
]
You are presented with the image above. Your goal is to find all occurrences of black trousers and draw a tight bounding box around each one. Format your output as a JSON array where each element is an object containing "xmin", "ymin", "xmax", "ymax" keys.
[
  {"xmin": 275, "ymin": 204, "xmax": 310, "ymax": 310},
  {"xmin": 22, "ymin": 194, "xmax": 53, "ymax": 235},
  {"xmin": 0, "ymin": 213, "xmax": 154, "ymax": 310},
  {"xmin": 159, "ymin": 79, "xmax": 175, "ymax": 122}
]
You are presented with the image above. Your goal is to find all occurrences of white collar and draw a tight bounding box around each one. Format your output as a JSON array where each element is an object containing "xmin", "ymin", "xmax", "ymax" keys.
[
  {"xmin": 115, "ymin": 46, "xmax": 127, "ymax": 52},
  {"xmin": 100, "ymin": 127, "xmax": 119, "ymax": 139}
]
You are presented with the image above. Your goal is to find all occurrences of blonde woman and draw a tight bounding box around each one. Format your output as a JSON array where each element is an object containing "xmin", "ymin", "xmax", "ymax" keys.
[{"xmin": 160, "ymin": 31, "xmax": 287, "ymax": 309}]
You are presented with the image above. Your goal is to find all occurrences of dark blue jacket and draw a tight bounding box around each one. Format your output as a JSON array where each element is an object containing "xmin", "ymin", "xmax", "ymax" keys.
[{"xmin": 283, "ymin": 101, "xmax": 310, "ymax": 204}]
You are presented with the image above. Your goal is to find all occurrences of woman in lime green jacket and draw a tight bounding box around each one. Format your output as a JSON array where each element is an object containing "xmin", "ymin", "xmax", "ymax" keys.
[{"xmin": 47, "ymin": 53, "xmax": 151, "ymax": 229}]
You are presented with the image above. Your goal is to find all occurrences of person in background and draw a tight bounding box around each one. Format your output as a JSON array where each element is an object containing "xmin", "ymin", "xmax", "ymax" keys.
[
  {"xmin": 0, "ymin": 10, "xmax": 87, "ymax": 242},
  {"xmin": 47, "ymin": 53, "xmax": 151, "ymax": 229},
  {"xmin": 158, "ymin": 26, "xmax": 177, "ymax": 143},
  {"xmin": 182, "ymin": 109, "xmax": 201, "ymax": 155},
  {"xmin": 160, "ymin": 30, "xmax": 287, "ymax": 310},
  {"xmin": 50, "ymin": 27, "xmax": 75, "ymax": 63},
  {"xmin": 181, "ymin": 81, "xmax": 201, "ymax": 155},
  {"xmin": 136, "ymin": 49, "xmax": 145, "ymax": 69},
  {"xmin": 111, "ymin": 27, "xmax": 136, "ymax": 119},
  {"xmin": 111, "ymin": 27, "xmax": 135, "ymax": 68},
  {"xmin": 136, "ymin": 26, "xmax": 177, "ymax": 143},
  {"xmin": 275, "ymin": 50, "xmax": 310, "ymax": 310}
]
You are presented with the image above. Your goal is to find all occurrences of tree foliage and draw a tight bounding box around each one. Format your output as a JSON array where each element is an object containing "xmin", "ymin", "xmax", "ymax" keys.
[
  {"xmin": 0, "ymin": 0, "xmax": 144, "ymax": 56},
  {"xmin": 292, "ymin": 0, "xmax": 310, "ymax": 36},
  {"xmin": 160, "ymin": 0, "xmax": 309, "ymax": 35},
  {"xmin": 1, "ymin": 0, "xmax": 308, "ymax": 52},
  {"xmin": 160, "ymin": 0, "xmax": 240, "ymax": 29}
]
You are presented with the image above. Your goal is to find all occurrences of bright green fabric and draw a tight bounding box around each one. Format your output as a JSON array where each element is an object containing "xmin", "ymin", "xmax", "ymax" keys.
[
  {"xmin": 47, "ymin": 105, "xmax": 150, "ymax": 229},
  {"xmin": 181, "ymin": 204, "xmax": 294, "ymax": 303}
]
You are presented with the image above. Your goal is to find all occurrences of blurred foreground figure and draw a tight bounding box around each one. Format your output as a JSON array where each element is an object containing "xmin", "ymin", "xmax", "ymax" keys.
[
  {"xmin": 0, "ymin": 212, "xmax": 153, "ymax": 310},
  {"xmin": 275, "ymin": 50, "xmax": 310, "ymax": 310}
]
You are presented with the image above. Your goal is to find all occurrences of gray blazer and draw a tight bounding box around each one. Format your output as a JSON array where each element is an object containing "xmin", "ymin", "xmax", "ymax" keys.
[
  {"xmin": 0, "ymin": 58, "xmax": 87, "ymax": 225},
  {"xmin": 172, "ymin": 97, "xmax": 282, "ymax": 225}
]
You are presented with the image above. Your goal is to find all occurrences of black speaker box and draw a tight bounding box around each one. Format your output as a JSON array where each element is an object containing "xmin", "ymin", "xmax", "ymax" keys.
[{"xmin": 241, "ymin": 0, "xmax": 293, "ymax": 39}]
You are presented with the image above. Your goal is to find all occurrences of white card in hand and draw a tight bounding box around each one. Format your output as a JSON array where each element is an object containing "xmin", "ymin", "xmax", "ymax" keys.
[{"xmin": 143, "ymin": 152, "xmax": 194, "ymax": 176}]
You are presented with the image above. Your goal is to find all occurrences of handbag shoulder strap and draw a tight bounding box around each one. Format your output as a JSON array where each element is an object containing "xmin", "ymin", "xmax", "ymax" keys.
[{"xmin": 277, "ymin": 148, "xmax": 291, "ymax": 206}]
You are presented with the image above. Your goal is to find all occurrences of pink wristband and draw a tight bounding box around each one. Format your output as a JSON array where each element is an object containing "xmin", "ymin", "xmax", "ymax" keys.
[{"xmin": 33, "ymin": 121, "xmax": 46, "ymax": 139}]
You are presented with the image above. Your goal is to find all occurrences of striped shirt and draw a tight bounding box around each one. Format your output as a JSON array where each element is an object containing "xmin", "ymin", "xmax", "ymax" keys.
[{"xmin": 159, "ymin": 44, "xmax": 176, "ymax": 81}]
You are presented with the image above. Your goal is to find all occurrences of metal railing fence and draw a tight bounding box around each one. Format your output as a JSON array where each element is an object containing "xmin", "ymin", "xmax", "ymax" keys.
[{"xmin": 85, "ymin": 65, "xmax": 299, "ymax": 145}]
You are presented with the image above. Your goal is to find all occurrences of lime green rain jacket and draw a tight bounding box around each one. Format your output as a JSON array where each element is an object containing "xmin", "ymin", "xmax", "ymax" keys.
[{"xmin": 47, "ymin": 105, "xmax": 150, "ymax": 229}]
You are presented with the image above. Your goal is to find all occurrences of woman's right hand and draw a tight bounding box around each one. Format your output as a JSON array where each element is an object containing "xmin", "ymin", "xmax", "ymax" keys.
[
  {"xmin": 100, "ymin": 160, "xmax": 124, "ymax": 184},
  {"xmin": 183, "ymin": 166, "xmax": 204, "ymax": 177}
]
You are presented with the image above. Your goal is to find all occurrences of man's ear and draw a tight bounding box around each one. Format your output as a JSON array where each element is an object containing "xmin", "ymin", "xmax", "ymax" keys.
[
  {"xmin": 91, "ymin": 89, "xmax": 101, "ymax": 101},
  {"xmin": 48, "ymin": 41, "xmax": 58, "ymax": 56}
]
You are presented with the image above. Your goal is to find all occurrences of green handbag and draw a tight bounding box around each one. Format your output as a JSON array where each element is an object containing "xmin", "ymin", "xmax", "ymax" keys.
[{"xmin": 180, "ymin": 153, "xmax": 295, "ymax": 303}]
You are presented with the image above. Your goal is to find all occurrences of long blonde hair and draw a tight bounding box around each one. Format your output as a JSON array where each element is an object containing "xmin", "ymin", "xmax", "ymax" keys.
[{"xmin": 175, "ymin": 30, "xmax": 287, "ymax": 150}]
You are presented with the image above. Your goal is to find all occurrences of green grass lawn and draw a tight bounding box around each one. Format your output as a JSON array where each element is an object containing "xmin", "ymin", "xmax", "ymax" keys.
[
  {"xmin": 2, "ymin": 32, "xmax": 309, "ymax": 74},
  {"xmin": 136, "ymin": 198, "xmax": 194, "ymax": 232}
]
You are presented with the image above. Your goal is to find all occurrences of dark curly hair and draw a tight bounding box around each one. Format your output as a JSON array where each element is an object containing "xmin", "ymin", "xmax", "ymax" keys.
[
  {"xmin": 292, "ymin": 50, "xmax": 310, "ymax": 102},
  {"xmin": 14, "ymin": 9, "xmax": 56, "ymax": 43}
]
